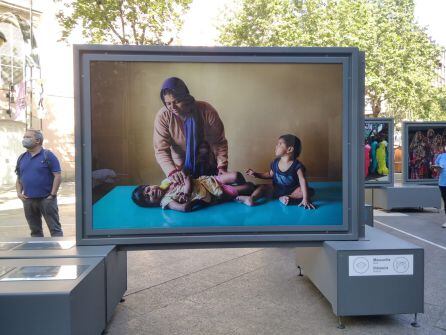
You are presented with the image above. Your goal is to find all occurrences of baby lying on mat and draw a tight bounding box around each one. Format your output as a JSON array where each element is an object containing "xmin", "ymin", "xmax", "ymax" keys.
[{"xmin": 131, "ymin": 171, "xmax": 254, "ymax": 212}]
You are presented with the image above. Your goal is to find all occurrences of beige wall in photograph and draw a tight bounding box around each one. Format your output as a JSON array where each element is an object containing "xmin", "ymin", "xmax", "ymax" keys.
[{"xmin": 90, "ymin": 61, "xmax": 343, "ymax": 185}]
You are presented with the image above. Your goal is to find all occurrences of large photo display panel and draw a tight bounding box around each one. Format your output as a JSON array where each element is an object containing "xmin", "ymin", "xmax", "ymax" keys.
[
  {"xmin": 75, "ymin": 46, "xmax": 364, "ymax": 245},
  {"xmin": 364, "ymin": 118, "xmax": 394, "ymax": 187},
  {"xmin": 403, "ymin": 122, "xmax": 446, "ymax": 184}
]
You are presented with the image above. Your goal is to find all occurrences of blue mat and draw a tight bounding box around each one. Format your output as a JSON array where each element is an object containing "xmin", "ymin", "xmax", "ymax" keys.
[{"xmin": 92, "ymin": 182, "xmax": 343, "ymax": 230}]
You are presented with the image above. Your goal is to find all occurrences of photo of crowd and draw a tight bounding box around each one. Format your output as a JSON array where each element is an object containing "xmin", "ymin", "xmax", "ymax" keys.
[
  {"xmin": 408, "ymin": 125, "xmax": 446, "ymax": 181},
  {"xmin": 364, "ymin": 121, "xmax": 390, "ymax": 182}
]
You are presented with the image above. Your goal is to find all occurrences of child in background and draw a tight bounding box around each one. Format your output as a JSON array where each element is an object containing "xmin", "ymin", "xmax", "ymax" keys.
[
  {"xmin": 131, "ymin": 171, "xmax": 254, "ymax": 212},
  {"xmin": 237, "ymin": 134, "xmax": 315, "ymax": 209}
]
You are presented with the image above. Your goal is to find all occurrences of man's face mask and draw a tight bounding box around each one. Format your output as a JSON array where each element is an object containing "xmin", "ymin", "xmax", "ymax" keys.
[{"xmin": 22, "ymin": 138, "xmax": 36, "ymax": 149}]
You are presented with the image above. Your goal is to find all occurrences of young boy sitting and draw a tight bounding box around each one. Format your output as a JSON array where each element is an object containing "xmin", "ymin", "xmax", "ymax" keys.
[{"xmin": 237, "ymin": 134, "xmax": 315, "ymax": 209}]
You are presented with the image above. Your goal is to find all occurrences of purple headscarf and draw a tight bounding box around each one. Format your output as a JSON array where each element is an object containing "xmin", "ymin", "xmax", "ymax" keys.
[{"xmin": 160, "ymin": 77, "xmax": 194, "ymax": 105}]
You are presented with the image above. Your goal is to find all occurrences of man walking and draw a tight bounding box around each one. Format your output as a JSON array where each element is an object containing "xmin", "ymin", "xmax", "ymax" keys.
[{"xmin": 16, "ymin": 129, "xmax": 63, "ymax": 237}]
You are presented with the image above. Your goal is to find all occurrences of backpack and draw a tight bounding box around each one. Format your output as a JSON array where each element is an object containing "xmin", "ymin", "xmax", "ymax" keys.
[{"xmin": 15, "ymin": 149, "xmax": 52, "ymax": 178}]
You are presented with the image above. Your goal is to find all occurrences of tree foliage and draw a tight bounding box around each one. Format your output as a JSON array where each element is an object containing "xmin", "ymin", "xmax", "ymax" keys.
[
  {"xmin": 56, "ymin": 0, "xmax": 192, "ymax": 45},
  {"xmin": 219, "ymin": 0, "xmax": 446, "ymax": 121}
]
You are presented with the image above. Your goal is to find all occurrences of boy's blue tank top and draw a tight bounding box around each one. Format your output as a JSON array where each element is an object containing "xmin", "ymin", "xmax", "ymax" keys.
[{"xmin": 271, "ymin": 158, "xmax": 303, "ymax": 197}]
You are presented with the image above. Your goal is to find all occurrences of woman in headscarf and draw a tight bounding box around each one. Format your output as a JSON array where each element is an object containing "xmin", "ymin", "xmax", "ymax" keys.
[{"xmin": 153, "ymin": 77, "xmax": 228, "ymax": 185}]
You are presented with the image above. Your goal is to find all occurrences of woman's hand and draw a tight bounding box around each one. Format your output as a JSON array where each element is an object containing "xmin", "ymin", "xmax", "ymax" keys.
[
  {"xmin": 298, "ymin": 198, "xmax": 316, "ymax": 210},
  {"xmin": 169, "ymin": 170, "xmax": 186, "ymax": 185},
  {"xmin": 177, "ymin": 192, "xmax": 190, "ymax": 204}
]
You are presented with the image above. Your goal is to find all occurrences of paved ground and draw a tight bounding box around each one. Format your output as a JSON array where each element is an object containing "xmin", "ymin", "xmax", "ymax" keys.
[{"xmin": 1, "ymin": 182, "xmax": 446, "ymax": 334}]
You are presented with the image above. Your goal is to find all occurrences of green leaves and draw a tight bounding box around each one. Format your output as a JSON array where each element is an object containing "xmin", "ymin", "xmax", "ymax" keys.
[
  {"xmin": 55, "ymin": 0, "xmax": 192, "ymax": 45},
  {"xmin": 219, "ymin": 0, "xmax": 446, "ymax": 122}
]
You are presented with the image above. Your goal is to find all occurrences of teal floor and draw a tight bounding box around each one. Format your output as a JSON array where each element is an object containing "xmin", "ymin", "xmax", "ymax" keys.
[{"xmin": 92, "ymin": 182, "xmax": 343, "ymax": 230}]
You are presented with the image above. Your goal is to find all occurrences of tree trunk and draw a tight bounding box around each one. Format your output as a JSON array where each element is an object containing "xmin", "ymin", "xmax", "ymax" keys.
[{"xmin": 372, "ymin": 99, "xmax": 381, "ymax": 118}]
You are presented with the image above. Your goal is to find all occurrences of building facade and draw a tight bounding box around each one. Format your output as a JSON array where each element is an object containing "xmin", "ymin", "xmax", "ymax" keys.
[{"xmin": 0, "ymin": 0, "xmax": 75, "ymax": 184}]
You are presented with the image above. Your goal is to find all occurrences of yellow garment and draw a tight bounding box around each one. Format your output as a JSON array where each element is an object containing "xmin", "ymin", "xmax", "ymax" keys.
[
  {"xmin": 160, "ymin": 176, "xmax": 223, "ymax": 209},
  {"xmin": 160, "ymin": 178, "xmax": 171, "ymax": 190},
  {"xmin": 376, "ymin": 142, "xmax": 389, "ymax": 175}
]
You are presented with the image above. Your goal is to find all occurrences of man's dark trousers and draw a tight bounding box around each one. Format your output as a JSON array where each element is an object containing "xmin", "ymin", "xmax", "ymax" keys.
[{"xmin": 23, "ymin": 197, "xmax": 63, "ymax": 237}]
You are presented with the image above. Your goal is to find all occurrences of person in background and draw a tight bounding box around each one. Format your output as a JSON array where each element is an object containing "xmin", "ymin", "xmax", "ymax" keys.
[
  {"xmin": 15, "ymin": 129, "xmax": 63, "ymax": 237},
  {"xmin": 432, "ymin": 143, "xmax": 446, "ymax": 228}
]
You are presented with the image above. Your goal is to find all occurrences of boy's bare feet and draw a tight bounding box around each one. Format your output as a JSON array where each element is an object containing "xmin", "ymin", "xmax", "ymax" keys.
[
  {"xmin": 235, "ymin": 195, "xmax": 254, "ymax": 206},
  {"xmin": 279, "ymin": 196, "xmax": 290, "ymax": 205}
]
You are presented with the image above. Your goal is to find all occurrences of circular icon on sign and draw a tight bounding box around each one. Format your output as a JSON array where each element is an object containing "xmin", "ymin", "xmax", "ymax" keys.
[
  {"xmin": 393, "ymin": 257, "xmax": 409, "ymax": 273},
  {"xmin": 353, "ymin": 257, "xmax": 369, "ymax": 274}
]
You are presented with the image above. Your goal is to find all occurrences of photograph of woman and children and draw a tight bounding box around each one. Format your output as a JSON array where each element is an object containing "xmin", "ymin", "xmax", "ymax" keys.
[
  {"xmin": 408, "ymin": 125, "xmax": 446, "ymax": 181},
  {"xmin": 364, "ymin": 121, "xmax": 390, "ymax": 182},
  {"xmin": 90, "ymin": 61, "xmax": 344, "ymax": 231}
]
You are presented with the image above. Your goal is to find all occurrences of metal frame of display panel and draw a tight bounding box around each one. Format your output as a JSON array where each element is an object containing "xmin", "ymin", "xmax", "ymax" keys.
[
  {"xmin": 402, "ymin": 121, "xmax": 446, "ymax": 184},
  {"xmin": 74, "ymin": 45, "xmax": 365, "ymax": 246},
  {"xmin": 364, "ymin": 118, "xmax": 394, "ymax": 188}
]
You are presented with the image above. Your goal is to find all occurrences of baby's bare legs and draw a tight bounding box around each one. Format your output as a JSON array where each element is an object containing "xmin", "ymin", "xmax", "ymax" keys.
[
  {"xmin": 236, "ymin": 184, "xmax": 273, "ymax": 206},
  {"xmin": 217, "ymin": 171, "xmax": 246, "ymax": 184},
  {"xmin": 279, "ymin": 187, "xmax": 304, "ymax": 206},
  {"xmin": 233, "ymin": 183, "xmax": 255, "ymax": 195}
]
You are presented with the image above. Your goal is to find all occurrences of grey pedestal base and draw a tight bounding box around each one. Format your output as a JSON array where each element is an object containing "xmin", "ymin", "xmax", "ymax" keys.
[
  {"xmin": 0, "ymin": 257, "xmax": 106, "ymax": 335},
  {"xmin": 366, "ymin": 183, "xmax": 441, "ymax": 210},
  {"xmin": 296, "ymin": 226, "xmax": 424, "ymax": 317},
  {"xmin": 0, "ymin": 238, "xmax": 127, "ymax": 323}
]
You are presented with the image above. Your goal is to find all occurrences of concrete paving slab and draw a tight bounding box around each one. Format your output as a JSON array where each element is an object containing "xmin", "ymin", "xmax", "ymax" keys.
[
  {"xmin": 436, "ymin": 309, "xmax": 446, "ymax": 332},
  {"xmin": 395, "ymin": 303, "xmax": 444, "ymax": 330},
  {"xmin": 123, "ymin": 275, "xmax": 216, "ymax": 315},
  {"xmin": 374, "ymin": 210, "xmax": 446, "ymax": 247},
  {"xmin": 107, "ymin": 299, "xmax": 241, "ymax": 335},
  {"xmin": 108, "ymin": 301, "xmax": 144, "ymax": 325},
  {"xmin": 126, "ymin": 248, "xmax": 262, "ymax": 294}
]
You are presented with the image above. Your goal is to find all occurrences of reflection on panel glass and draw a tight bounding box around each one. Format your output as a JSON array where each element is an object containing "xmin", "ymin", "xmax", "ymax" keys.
[
  {"xmin": 90, "ymin": 62, "xmax": 344, "ymax": 231},
  {"xmin": 364, "ymin": 122, "xmax": 390, "ymax": 182},
  {"xmin": 407, "ymin": 124, "xmax": 446, "ymax": 181},
  {"xmin": 0, "ymin": 266, "xmax": 15, "ymax": 278},
  {"xmin": 14, "ymin": 241, "xmax": 76, "ymax": 250},
  {"xmin": 0, "ymin": 265, "xmax": 89, "ymax": 281},
  {"xmin": 0, "ymin": 242, "xmax": 23, "ymax": 251}
]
